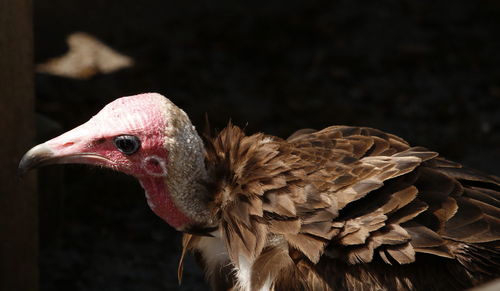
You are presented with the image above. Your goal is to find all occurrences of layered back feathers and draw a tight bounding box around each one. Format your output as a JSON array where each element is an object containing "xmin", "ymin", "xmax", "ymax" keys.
[{"xmin": 181, "ymin": 124, "xmax": 500, "ymax": 291}]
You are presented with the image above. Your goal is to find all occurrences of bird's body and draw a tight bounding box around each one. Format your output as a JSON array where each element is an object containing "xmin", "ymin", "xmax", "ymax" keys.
[
  {"xmin": 19, "ymin": 93, "xmax": 500, "ymax": 290},
  {"xmin": 180, "ymin": 124, "xmax": 500, "ymax": 291}
]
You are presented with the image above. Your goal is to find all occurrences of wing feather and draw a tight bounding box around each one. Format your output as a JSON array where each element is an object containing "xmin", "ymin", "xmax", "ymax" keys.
[{"xmin": 183, "ymin": 124, "xmax": 499, "ymax": 290}]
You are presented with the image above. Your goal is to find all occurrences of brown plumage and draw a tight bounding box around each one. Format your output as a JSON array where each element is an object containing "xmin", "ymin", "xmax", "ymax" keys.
[
  {"xmin": 181, "ymin": 124, "xmax": 500, "ymax": 291},
  {"xmin": 18, "ymin": 94, "xmax": 499, "ymax": 290}
]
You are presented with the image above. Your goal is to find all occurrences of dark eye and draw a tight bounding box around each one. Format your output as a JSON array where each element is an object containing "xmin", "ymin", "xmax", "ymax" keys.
[{"xmin": 113, "ymin": 135, "xmax": 141, "ymax": 155}]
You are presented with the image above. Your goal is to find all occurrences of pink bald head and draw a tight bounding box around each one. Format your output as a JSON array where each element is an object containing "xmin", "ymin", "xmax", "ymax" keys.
[
  {"xmin": 45, "ymin": 93, "xmax": 169, "ymax": 176},
  {"xmin": 25, "ymin": 93, "xmax": 202, "ymax": 229}
]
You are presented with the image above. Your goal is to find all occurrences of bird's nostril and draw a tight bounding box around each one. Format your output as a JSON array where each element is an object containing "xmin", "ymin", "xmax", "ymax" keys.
[
  {"xmin": 63, "ymin": 142, "xmax": 75, "ymax": 147},
  {"xmin": 95, "ymin": 138, "xmax": 106, "ymax": 144}
]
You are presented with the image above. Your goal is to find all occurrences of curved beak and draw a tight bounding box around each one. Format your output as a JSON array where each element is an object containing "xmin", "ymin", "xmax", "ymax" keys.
[
  {"xmin": 18, "ymin": 116, "xmax": 118, "ymax": 177},
  {"xmin": 18, "ymin": 143, "xmax": 56, "ymax": 177},
  {"xmin": 18, "ymin": 142, "xmax": 113, "ymax": 177}
]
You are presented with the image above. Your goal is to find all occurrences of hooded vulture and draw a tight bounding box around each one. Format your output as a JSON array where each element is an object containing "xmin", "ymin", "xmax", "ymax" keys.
[{"xmin": 19, "ymin": 93, "xmax": 500, "ymax": 290}]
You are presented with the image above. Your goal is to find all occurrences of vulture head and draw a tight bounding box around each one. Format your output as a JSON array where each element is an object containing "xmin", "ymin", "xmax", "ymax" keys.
[{"xmin": 19, "ymin": 93, "xmax": 212, "ymax": 231}]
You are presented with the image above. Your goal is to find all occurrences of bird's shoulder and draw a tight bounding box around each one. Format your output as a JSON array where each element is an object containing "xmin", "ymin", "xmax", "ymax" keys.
[{"xmin": 187, "ymin": 124, "xmax": 500, "ymax": 290}]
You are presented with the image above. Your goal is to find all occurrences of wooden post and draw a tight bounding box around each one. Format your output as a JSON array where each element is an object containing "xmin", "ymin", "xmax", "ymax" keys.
[{"xmin": 0, "ymin": 0, "xmax": 38, "ymax": 290}]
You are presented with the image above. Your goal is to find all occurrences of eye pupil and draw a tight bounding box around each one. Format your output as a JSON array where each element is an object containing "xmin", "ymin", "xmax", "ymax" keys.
[
  {"xmin": 113, "ymin": 135, "xmax": 140, "ymax": 155},
  {"xmin": 118, "ymin": 139, "xmax": 133, "ymax": 151}
]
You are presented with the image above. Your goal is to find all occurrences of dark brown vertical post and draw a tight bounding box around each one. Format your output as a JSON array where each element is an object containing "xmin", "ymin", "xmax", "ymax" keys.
[{"xmin": 0, "ymin": 0, "xmax": 37, "ymax": 290}]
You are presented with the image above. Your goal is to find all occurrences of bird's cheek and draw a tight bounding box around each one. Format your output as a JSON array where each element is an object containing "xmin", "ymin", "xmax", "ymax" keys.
[{"xmin": 96, "ymin": 151, "xmax": 132, "ymax": 171}]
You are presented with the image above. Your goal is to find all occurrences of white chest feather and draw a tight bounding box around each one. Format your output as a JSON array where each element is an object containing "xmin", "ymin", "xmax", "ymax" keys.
[
  {"xmin": 197, "ymin": 233, "xmax": 229, "ymax": 277},
  {"xmin": 196, "ymin": 232, "xmax": 273, "ymax": 291}
]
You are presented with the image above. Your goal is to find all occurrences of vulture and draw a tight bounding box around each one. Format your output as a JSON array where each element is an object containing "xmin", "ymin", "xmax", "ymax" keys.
[{"xmin": 19, "ymin": 93, "xmax": 500, "ymax": 291}]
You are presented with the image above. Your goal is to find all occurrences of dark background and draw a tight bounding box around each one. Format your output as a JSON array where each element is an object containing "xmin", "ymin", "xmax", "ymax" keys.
[{"xmin": 33, "ymin": 1, "xmax": 500, "ymax": 290}]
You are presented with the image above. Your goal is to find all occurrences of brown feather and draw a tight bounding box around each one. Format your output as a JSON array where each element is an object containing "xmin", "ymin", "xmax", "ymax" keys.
[
  {"xmin": 385, "ymin": 242, "xmax": 416, "ymax": 264},
  {"xmin": 251, "ymin": 247, "xmax": 294, "ymax": 290},
  {"xmin": 178, "ymin": 234, "xmax": 194, "ymax": 285},
  {"xmin": 178, "ymin": 124, "xmax": 500, "ymax": 290}
]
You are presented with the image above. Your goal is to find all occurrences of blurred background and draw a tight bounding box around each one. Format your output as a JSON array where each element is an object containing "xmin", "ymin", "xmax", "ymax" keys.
[{"xmin": 5, "ymin": 0, "xmax": 500, "ymax": 290}]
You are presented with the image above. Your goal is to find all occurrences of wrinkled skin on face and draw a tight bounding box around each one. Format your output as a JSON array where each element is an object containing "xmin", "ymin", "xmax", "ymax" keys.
[
  {"xmin": 19, "ymin": 93, "xmax": 208, "ymax": 229},
  {"xmin": 20, "ymin": 94, "xmax": 169, "ymax": 176}
]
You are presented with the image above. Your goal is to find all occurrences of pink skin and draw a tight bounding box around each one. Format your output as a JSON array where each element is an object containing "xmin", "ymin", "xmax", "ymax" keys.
[{"xmin": 42, "ymin": 94, "xmax": 192, "ymax": 229}]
